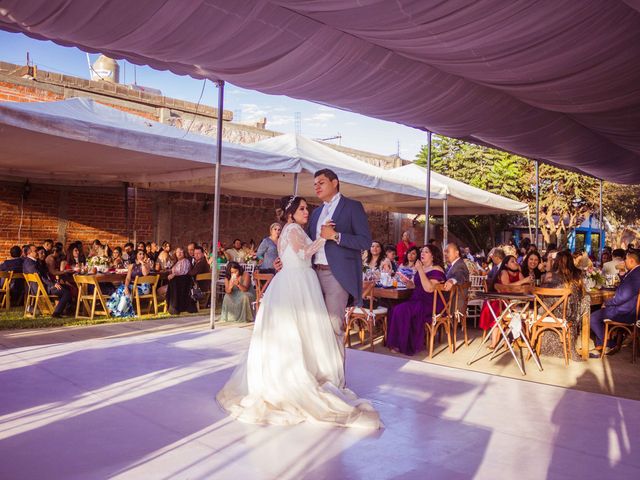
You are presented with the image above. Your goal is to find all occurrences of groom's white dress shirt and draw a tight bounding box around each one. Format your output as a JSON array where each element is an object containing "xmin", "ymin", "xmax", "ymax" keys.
[{"xmin": 314, "ymin": 193, "xmax": 341, "ymax": 266}]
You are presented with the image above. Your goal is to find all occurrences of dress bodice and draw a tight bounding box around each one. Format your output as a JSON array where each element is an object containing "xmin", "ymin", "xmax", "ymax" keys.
[
  {"xmin": 410, "ymin": 269, "xmax": 447, "ymax": 302},
  {"xmin": 278, "ymin": 223, "xmax": 325, "ymax": 270}
]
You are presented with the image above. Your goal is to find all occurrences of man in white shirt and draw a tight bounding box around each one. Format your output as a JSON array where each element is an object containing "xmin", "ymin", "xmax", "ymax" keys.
[{"xmin": 602, "ymin": 248, "xmax": 625, "ymax": 277}]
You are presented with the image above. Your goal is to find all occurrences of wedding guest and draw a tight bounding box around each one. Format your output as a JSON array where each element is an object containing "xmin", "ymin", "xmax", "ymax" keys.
[
  {"xmin": 225, "ymin": 239, "xmax": 244, "ymax": 263},
  {"xmin": 111, "ymin": 247, "xmax": 125, "ymax": 269},
  {"xmin": 43, "ymin": 239, "xmax": 54, "ymax": 256},
  {"xmin": 396, "ymin": 231, "xmax": 416, "ymax": 266},
  {"xmin": 62, "ymin": 245, "xmax": 84, "ymax": 271},
  {"xmin": 187, "ymin": 242, "xmax": 197, "ymax": 266},
  {"xmin": 44, "ymin": 245, "xmax": 66, "ymax": 283},
  {"xmin": 122, "ymin": 242, "xmax": 135, "ymax": 264},
  {"xmin": 220, "ymin": 261, "xmax": 255, "ymax": 323},
  {"xmin": 521, "ymin": 251, "xmax": 545, "ymax": 282},
  {"xmin": 23, "ymin": 244, "xmax": 72, "ymax": 317},
  {"xmin": 387, "ymin": 244, "xmax": 447, "ymax": 355},
  {"xmin": 106, "ymin": 250, "xmax": 152, "ymax": 317},
  {"xmin": 156, "ymin": 241, "xmax": 174, "ymax": 270},
  {"xmin": 383, "ymin": 245, "xmax": 398, "ymax": 272},
  {"xmin": 486, "ymin": 248, "xmax": 506, "ymax": 292},
  {"xmin": 602, "ymin": 249, "xmax": 625, "ymax": 277},
  {"xmin": 364, "ymin": 241, "xmax": 384, "ymax": 271},
  {"xmin": 443, "ymin": 243, "xmax": 470, "ymax": 290},
  {"xmin": 0, "ymin": 245, "xmax": 25, "ymax": 304},
  {"xmin": 35, "ymin": 246, "xmax": 48, "ymax": 277},
  {"xmin": 398, "ymin": 245, "xmax": 420, "ymax": 277},
  {"xmin": 479, "ymin": 255, "xmax": 530, "ymax": 349},
  {"xmin": 189, "ymin": 245, "xmax": 211, "ymax": 290},
  {"xmin": 256, "ymin": 223, "xmax": 281, "ymax": 274},
  {"xmin": 590, "ymin": 249, "xmax": 640, "ymax": 356},
  {"xmin": 90, "ymin": 239, "xmax": 104, "ymax": 258},
  {"xmin": 161, "ymin": 247, "xmax": 197, "ymax": 314},
  {"xmin": 136, "ymin": 241, "xmax": 146, "ymax": 253}
]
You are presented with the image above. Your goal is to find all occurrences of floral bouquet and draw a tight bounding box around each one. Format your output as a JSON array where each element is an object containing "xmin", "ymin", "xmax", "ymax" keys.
[
  {"xmin": 88, "ymin": 255, "xmax": 111, "ymax": 273},
  {"xmin": 584, "ymin": 265, "xmax": 605, "ymax": 290}
]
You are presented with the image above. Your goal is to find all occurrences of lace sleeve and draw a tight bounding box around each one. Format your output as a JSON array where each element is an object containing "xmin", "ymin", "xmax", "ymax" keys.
[{"xmin": 280, "ymin": 223, "xmax": 326, "ymax": 261}]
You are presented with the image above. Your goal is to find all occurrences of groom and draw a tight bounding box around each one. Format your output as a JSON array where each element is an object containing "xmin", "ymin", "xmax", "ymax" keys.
[{"xmin": 309, "ymin": 169, "xmax": 372, "ymax": 372}]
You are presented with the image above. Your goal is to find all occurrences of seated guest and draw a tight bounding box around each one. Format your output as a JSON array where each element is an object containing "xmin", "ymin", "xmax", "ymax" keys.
[
  {"xmin": 23, "ymin": 244, "xmax": 72, "ymax": 317},
  {"xmin": 256, "ymin": 223, "xmax": 281, "ymax": 273},
  {"xmin": 107, "ymin": 250, "xmax": 152, "ymax": 317},
  {"xmin": 590, "ymin": 249, "xmax": 640, "ymax": 356},
  {"xmin": 486, "ymin": 248, "xmax": 506, "ymax": 292},
  {"xmin": 162, "ymin": 247, "xmax": 197, "ymax": 314},
  {"xmin": 136, "ymin": 241, "xmax": 146, "ymax": 254},
  {"xmin": 35, "ymin": 246, "xmax": 49, "ymax": 277},
  {"xmin": 45, "ymin": 245, "xmax": 66, "ymax": 279},
  {"xmin": 220, "ymin": 261, "xmax": 255, "ymax": 323},
  {"xmin": 398, "ymin": 246, "xmax": 420, "ymax": 277},
  {"xmin": 364, "ymin": 241, "xmax": 384, "ymax": 271},
  {"xmin": 61, "ymin": 245, "xmax": 84, "ymax": 271},
  {"xmin": 189, "ymin": 245, "xmax": 211, "ymax": 290},
  {"xmin": 225, "ymin": 239, "xmax": 244, "ymax": 263},
  {"xmin": 43, "ymin": 239, "xmax": 54, "ymax": 256},
  {"xmin": 0, "ymin": 245, "xmax": 25, "ymax": 304},
  {"xmin": 122, "ymin": 242, "xmax": 135, "ymax": 264},
  {"xmin": 110, "ymin": 247, "xmax": 125, "ymax": 269},
  {"xmin": 602, "ymin": 249, "xmax": 626, "ymax": 277},
  {"xmin": 387, "ymin": 244, "xmax": 447, "ymax": 355},
  {"xmin": 573, "ymin": 249, "xmax": 593, "ymax": 271},
  {"xmin": 186, "ymin": 242, "xmax": 196, "ymax": 266},
  {"xmin": 396, "ymin": 231, "xmax": 416, "ymax": 267},
  {"xmin": 156, "ymin": 241, "xmax": 174, "ymax": 270},
  {"xmin": 521, "ymin": 251, "xmax": 545, "ymax": 282},
  {"xmin": 480, "ymin": 255, "xmax": 531, "ymax": 349},
  {"xmin": 383, "ymin": 245, "xmax": 398, "ymax": 272}
]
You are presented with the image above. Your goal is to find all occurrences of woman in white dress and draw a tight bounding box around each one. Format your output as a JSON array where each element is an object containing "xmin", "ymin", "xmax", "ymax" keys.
[{"xmin": 217, "ymin": 196, "xmax": 381, "ymax": 429}]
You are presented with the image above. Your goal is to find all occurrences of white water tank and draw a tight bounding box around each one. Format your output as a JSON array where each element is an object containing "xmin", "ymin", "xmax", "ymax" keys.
[{"xmin": 91, "ymin": 55, "xmax": 119, "ymax": 83}]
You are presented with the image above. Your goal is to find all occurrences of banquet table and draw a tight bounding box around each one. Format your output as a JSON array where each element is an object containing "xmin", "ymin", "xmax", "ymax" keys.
[
  {"xmin": 579, "ymin": 288, "xmax": 616, "ymax": 360},
  {"xmin": 373, "ymin": 286, "xmax": 413, "ymax": 301},
  {"xmin": 74, "ymin": 271, "xmax": 170, "ymax": 284}
]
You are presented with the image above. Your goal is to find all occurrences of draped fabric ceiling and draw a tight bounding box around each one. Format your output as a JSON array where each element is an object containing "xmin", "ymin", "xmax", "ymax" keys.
[{"xmin": 1, "ymin": 0, "xmax": 639, "ymax": 183}]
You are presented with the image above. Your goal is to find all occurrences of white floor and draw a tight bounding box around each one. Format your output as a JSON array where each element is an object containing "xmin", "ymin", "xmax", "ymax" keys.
[{"xmin": 1, "ymin": 325, "xmax": 638, "ymax": 480}]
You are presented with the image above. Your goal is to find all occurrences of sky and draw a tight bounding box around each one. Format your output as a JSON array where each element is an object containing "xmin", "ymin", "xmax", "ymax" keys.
[{"xmin": 0, "ymin": 31, "xmax": 428, "ymax": 160}]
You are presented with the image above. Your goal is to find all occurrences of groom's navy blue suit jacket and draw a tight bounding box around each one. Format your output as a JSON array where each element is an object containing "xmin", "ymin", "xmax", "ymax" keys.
[{"xmin": 309, "ymin": 195, "xmax": 372, "ymax": 306}]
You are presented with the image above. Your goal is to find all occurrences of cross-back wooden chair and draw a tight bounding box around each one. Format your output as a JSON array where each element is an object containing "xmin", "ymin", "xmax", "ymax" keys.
[
  {"xmin": 530, "ymin": 287, "xmax": 572, "ymax": 365},
  {"xmin": 466, "ymin": 275, "xmax": 487, "ymax": 327},
  {"xmin": 346, "ymin": 280, "xmax": 387, "ymax": 351},
  {"xmin": 252, "ymin": 271, "xmax": 274, "ymax": 313},
  {"xmin": 216, "ymin": 264, "xmax": 227, "ymax": 300},
  {"xmin": 74, "ymin": 275, "xmax": 110, "ymax": 320},
  {"xmin": 601, "ymin": 288, "xmax": 640, "ymax": 363},
  {"xmin": 23, "ymin": 273, "xmax": 58, "ymax": 318},
  {"xmin": 132, "ymin": 275, "xmax": 160, "ymax": 316},
  {"xmin": 194, "ymin": 272, "xmax": 212, "ymax": 312},
  {"xmin": 0, "ymin": 271, "xmax": 12, "ymax": 310},
  {"xmin": 425, "ymin": 284, "xmax": 455, "ymax": 359},
  {"xmin": 453, "ymin": 282, "xmax": 471, "ymax": 347}
]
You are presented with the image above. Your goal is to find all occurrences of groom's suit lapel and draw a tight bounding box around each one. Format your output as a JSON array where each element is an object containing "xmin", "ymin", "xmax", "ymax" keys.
[
  {"xmin": 332, "ymin": 196, "xmax": 346, "ymax": 227},
  {"xmin": 309, "ymin": 207, "xmax": 320, "ymax": 240}
]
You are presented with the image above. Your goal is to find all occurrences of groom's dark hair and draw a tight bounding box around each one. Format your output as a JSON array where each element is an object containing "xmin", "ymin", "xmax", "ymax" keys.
[{"xmin": 314, "ymin": 168, "xmax": 340, "ymax": 191}]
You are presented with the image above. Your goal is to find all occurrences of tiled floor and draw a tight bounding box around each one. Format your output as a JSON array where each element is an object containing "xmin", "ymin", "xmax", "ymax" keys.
[{"xmin": 1, "ymin": 323, "xmax": 639, "ymax": 479}]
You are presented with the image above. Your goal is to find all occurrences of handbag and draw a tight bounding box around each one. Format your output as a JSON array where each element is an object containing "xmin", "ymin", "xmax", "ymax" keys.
[{"xmin": 190, "ymin": 278, "xmax": 205, "ymax": 302}]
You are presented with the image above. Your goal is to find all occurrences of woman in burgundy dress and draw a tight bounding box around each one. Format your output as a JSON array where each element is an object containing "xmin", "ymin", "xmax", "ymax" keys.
[
  {"xmin": 387, "ymin": 244, "xmax": 446, "ymax": 356},
  {"xmin": 479, "ymin": 254, "xmax": 531, "ymax": 348}
]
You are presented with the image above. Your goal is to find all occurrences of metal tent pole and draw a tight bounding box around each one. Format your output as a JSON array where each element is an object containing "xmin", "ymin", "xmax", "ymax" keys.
[
  {"xmin": 599, "ymin": 179, "xmax": 604, "ymax": 260},
  {"xmin": 535, "ymin": 160, "xmax": 540, "ymax": 249},
  {"xmin": 293, "ymin": 173, "xmax": 299, "ymax": 195},
  {"xmin": 209, "ymin": 80, "xmax": 225, "ymax": 330},
  {"xmin": 443, "ymin": 195, "xmax": 448, "ymax": 249},
  {"xmin": 424, "ymin": 131, "xmax": 432, "ymax": 245}
]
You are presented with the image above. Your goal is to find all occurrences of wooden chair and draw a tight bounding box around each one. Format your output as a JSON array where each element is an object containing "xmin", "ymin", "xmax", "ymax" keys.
[
  {"xmin": 195, "ymin": 272, "xmax": 212, "ymax": 312},
  {"xmin": 466, "ymin": 275, "xmax": 487, "ymax": 327},
  {"xmin": 601, "ymin": 289, "xmax": 640, "ymax": 363},
  {"xmin": 252, "ymin": 271, "xmax": 274, "ymax": 312},
  {"xmin": 425, "ymin": 284, "xmax": 455, "ymax": 359},
  {"xmin": 453, "ymin": 282, "xmax": 471, "ymax": 347},
  {"xmin": 216, "ymin": 264, "xmax": 227, "ymax": 300},
  {"xmin": 74, "ymin": 275, "xmax": 110, "ymax": 320},
  {"xmin": 23, "ymin": 273, "xmax": 58, "ymax": 318},
  {"xmin": 346, "ymin": 280, "xmax": 387, "ymax": 351},
  {"xmin": 0, "ymin": 271, "xmax": 12, "ymax": 310},
  {"xmin": 132, "ymin": 275, "xmax": 160, "ymax": 316},
  {"xmin": 530, "ymin": 287, "xmax": 572, "ymax": 365}
]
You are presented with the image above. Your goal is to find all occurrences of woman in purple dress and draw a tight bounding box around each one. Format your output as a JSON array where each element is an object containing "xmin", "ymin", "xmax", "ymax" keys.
[{"xmin": 387, "ymin": 244, "xmax": 447, "ymax": 356}]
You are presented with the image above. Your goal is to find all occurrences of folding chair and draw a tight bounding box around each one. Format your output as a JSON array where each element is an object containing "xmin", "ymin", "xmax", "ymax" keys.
[
  {"xmin": 530, "ymin": 287, "xmax": 572, "ymax": 365},
  {"xmin": 425, "ymin": 284, "xmax": 454, "ymax": 359},
  {"xmin": 346, "ymin": 280, "xmax": 387, "ymax": 352},
  {"xmin": 74, "ymin": 275, "xmax": 111, "ymax": 320},
  {"xmin": 195, "ymin": 272, "xmax": 212, "ymax": 312},
  {"xmin": 216, "ymin": 264, "xmax": 227, "ymax": 301},
  {"xmin": 252, "ymin": 271, "xmax": 274, "ymax": 312},
  {"xmin": 0, "ymin": 271, "xmax": 12, "ymax": 310},
  {"xmin": 132, "ymin": 275, "xmax": 160, "ymax": 316},
  {"xmin": 466, "ymin": 274, "xmax": 487, "ymax": 327},
  {"xmin": 23, "ymin": 273, "xmax": 58, "ymax": 318},
  {"xmin": 601, "ymin": 289, "xmax": 640, "ymax": 363}
]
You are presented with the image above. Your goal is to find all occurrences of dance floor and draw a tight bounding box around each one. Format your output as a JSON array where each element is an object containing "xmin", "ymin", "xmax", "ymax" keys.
[{"xmin": 1, "ymin": 325, "xmax": 638, "ymax": 479}]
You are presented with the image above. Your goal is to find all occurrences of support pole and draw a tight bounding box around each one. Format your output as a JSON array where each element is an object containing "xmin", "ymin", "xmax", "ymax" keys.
[
  {"xmin": 293, "ymin": 173, "xmax": 299, "ymax": 195},
  {"xmin": 599, "ymin": 179, "xmax": 604, "ymax": 260},
  {"xmin": 535, "ymin": 160, "xmax": 540, "ymax": 250},
  {"xmin": 424, "ymin": 131, "xmax": 432, "ymax": 245},
  {"xmin": 124, "ymin": 182, "xmax": 130, "ymax": 243},
  {"xmin": 443, "ymin": 195, "xmax": 448, "ymax": 250},
  {"xmin": 209, "ymin": 80, "xmax": 225, "ymax": 330}
]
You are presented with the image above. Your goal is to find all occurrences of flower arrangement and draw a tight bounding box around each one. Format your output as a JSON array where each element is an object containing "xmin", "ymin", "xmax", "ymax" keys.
[
  {"xmin": 584, "ymin": 265, "xmax": 605, "ymax": 290},
  {"xmin": 87, "ymin": 255, "xmax": 111, "ymax": 272}
]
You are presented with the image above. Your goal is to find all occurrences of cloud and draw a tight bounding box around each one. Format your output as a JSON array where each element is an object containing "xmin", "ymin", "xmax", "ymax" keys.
[{"xmin": 306, "ymin": 110, "xmax": 336, "ymax": 127}]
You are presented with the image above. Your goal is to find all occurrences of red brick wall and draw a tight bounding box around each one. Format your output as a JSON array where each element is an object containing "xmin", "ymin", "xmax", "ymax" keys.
[{"xmin": 0, "ymin": 81, "xmax": 63, "ymax": 103}]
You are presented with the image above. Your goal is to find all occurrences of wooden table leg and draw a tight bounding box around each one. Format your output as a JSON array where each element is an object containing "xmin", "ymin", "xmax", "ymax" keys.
[{"xmin": 581, "ymin": 310, "xmax": 590, "ymax": 360}]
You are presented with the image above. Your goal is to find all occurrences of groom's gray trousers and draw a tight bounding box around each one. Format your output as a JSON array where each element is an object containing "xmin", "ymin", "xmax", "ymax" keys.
[{"xmin": 315, "ymin": 266, "xmax": 349, "ymax": 363}]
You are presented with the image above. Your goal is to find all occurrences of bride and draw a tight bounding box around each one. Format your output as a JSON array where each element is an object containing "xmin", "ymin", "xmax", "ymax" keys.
[{"xmin": 216, "ymin": 195, "xmax": 381, "ymax": 429}]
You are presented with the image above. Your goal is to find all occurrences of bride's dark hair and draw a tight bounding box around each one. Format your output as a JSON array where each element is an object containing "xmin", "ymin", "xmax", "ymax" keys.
[{"xmin": 278, "ymin": 195, "xmax": 307, "ymax": 222}]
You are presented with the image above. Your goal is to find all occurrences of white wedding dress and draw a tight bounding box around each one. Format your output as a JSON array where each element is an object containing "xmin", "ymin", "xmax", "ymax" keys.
[{"xmin": 216, "ymin": 222, "xmax": 381, "ymax": 429}]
